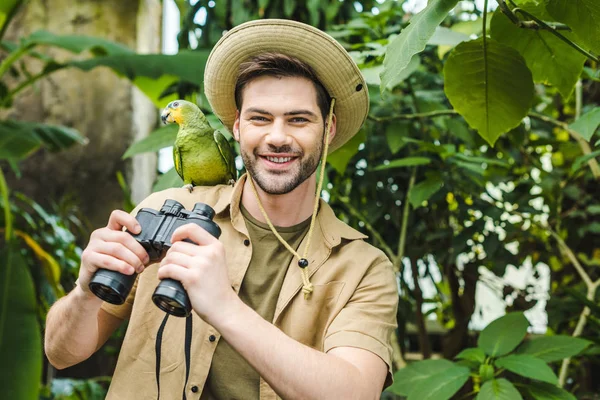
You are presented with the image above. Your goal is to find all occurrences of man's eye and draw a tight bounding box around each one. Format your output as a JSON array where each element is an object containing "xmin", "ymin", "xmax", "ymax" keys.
[
  {"xmin": 290, "ymin": 117, "xmax": 308, "ymax": 123},
  {"xmin": 250, "ymin": 116, "xmax": 268, "ymax": 121}
]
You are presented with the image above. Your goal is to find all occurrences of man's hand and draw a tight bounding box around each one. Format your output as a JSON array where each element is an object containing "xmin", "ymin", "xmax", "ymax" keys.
[
  {"xmin": 78, "ymin": 210, "xmax": 149, "ymax": 297},
  {"xmin": 157, "ymin": 223, "xmax": 237, "ymax": 323}
]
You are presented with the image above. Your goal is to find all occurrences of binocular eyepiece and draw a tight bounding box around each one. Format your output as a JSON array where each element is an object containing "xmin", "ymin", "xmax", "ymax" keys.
[{"xmin": 88, "ymin": 200, "xmax": 221, "ymax": 317}]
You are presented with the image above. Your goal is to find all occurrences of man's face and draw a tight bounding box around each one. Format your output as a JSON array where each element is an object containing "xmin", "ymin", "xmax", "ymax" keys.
[{"xmin": 233, "ymin": 75, "xmax": 335, "ymax": 195}]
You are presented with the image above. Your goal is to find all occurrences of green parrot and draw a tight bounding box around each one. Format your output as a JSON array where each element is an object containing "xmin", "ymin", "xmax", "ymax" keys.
[{"xmin": 161, "ymin": 100, "xmax": 236, "ymax": 192}]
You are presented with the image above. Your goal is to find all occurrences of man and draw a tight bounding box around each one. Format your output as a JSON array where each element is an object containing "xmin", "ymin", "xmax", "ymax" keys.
[{"xmin": 45, "ymin": 19, "xmax": 398, "ymax": 399}]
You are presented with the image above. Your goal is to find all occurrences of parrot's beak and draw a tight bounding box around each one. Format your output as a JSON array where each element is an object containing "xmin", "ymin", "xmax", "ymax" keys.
[{"xmin": 161, "ymin": 109, "xmax": 172, "ymax": 124}]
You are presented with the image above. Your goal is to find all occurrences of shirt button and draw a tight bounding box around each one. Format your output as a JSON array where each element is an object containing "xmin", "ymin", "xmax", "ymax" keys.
[
  {"xmin": 209, "ymin": 334, "xmax": 216, "ymax": 342},
  {"xmin": 191, "ymin": 385, "xmax": 199, "ymax": 393},
  {"xmin": 243, "ymin": 239, "xmax": 250, "ymax": 246}
]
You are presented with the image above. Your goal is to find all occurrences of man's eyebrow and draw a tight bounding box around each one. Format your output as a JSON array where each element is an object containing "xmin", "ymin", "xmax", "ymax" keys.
[
  {"xmin": 244, "ymin": 107, "xmax": 273, "ymax": 116},
  {"xmin": 284, "ymin": 110, "xmax": 318, "ymax": 117}
]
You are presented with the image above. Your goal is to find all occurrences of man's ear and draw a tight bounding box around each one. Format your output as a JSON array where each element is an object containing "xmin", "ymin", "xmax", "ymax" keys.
[
  {"xmin": 326, "ymin": 114, "xmax": 337, "ymax": 145},
  {"xmin": 232, "ymin": 110, "xmax": 241, "ymax": 142}
]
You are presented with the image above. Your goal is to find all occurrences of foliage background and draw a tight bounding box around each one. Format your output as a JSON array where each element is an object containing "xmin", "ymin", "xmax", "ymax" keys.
[{"xmin": 0, "ymin": 0, "xmax": 599, "ymax": 398}]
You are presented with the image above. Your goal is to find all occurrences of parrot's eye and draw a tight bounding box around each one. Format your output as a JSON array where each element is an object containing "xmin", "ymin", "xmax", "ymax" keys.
[{"xmin": 173, "ymin": 101, "xmax": 179, "ymax": 108}]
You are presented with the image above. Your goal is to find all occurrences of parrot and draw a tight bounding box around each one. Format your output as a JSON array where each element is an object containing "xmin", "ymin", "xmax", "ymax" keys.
[{"xmin": 160, "ymin": 100, "xmax": 236, "ymax": 192}]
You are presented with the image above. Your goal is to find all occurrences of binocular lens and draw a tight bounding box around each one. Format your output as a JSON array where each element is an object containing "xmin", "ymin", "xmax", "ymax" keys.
[
  {"xmin": 89, "ymin": 269, "xmax": 134, "ymax": 305},
  {"xmin": 152, "ymin": 279, "xmax": 191, "ymax": 318}
]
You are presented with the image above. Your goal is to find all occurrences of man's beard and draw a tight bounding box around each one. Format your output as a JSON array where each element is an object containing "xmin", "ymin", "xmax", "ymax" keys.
[{"xmin": 241, "ymin": 141, "xmax": 323, "ymax": 195}]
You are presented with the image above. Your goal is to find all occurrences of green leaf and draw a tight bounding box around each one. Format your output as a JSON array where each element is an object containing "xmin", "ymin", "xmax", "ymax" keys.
[
  {"xmin": 476, "ymin": 379, "xmax": 522, "ymax": 400},
  {"xmin": 361, "ymin": 65, "xmax": 384, "ymax": 86},
  {"xmin": 570, "ymin": 149, "xmax": 600, "ymax": 174},
  {"xmin": 428, "ymin": 26, "xmax": 471, "ymax": 46},
  {"xmin": 23, "ymin": 30, "xmax": 132, "ymax": 55},
  {"xmin": 490, "ymin": 3, "xmax": 586, "ymax": 98},
  {"xmin": 0, "ymin": 0, "xmax": 21, "ymax": 39},
  {"xmin": 515, "ymin": 335, "xmax": 591, "ymax": 362},
  {"xmin": 0, "ymin": 241, "xmax": 43, "ymax": 400},
  {"xmin": 373, "ymin": 157, "xmax": 431, "ymax": 171},
  {"xmin": 327, "ymin": 128, "xmax": 366, "ymax": 175},
  {"xmin": 521, "ymin": 381, "xmax": 576, "ymax": 400},
  {"xmin": 444, "ymin": 38, "xmax": 534, "ymax": 146},
  {"xmin": 385, "ymin": 121, "xmax": 411, "ymax": 153},
  {"xmin": 388, "ymin": 359, "xmax": 455, "ymax": 396},
  {"xmin": 569, "ymin": 108, "xmax": 600, "ymax": 141},
  {"xmin": 409, "ymin": 176, "xmax": 443, "ymax": 208},
  {"xmin": 381, "ymin": 0, "xmax": 460, "ymax": 91},
  {"xmin": 546, "ymin": 0, "xmax": 600, "ymax": 54},
  {"xmin": 452, "ymin": 153, "xmax": 510, "ymax": 168},
  {"xmin": 455, "ymin": 347, "xmax": 486, "ymax": 364},
  {"xmin": 0, "ymin": 120, "xmax": 87, "ymax": 161},
  {"xmin": 478, "ymin": 312, "xmax": 529, "ymax": 357},
  {"xmin": 283, "ymin": 0, "xmax": 295, "ymax": 17},
  {"xmin": 153, "ymin": 167, "xmax": 183, "ymax": 192},
  {"xmin": 407, "ymin": 365, "xmax": 470, "ymax": 400},
  {"xmin": 494, "ymin": 354, "xmax": 558, "ymax": 384},
  {"xmin": 479, "ymin": 364, "xmax": 495, "ymax": 382},
  {"xmin": 122, "ymin": 124, "xmax": 178, "ymax": 159}
]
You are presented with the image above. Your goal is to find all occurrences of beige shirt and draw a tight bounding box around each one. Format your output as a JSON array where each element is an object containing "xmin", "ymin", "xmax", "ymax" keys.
[{"xmin": 102, "ymin": 175, "xmax": 398, "ymax": 399}]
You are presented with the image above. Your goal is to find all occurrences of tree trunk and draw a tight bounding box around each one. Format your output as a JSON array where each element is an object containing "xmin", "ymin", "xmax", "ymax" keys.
[{"xmin": 2, "ymin": 0, "xmax": 160, "ymax": 228}]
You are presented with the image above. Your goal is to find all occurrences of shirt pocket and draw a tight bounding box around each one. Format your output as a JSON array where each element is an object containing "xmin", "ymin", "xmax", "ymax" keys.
[
  {"xmin": 285, "ymin": 281, "xmax": 345, "ymax": 348},
  {"xmin": 135, "ymin": 311, "xmax": 185, "ymax": 373}
]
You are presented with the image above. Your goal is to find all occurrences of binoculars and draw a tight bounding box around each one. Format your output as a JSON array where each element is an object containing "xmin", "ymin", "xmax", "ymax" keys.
[{"xmin": 88, "ymin": 199, "xmax": 221, "ymax": 317}]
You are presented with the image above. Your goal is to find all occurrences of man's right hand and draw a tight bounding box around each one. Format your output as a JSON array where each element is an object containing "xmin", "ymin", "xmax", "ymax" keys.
[{"xmin": 78, "ymin": 210, "xmax": 150, "ymax": 296}]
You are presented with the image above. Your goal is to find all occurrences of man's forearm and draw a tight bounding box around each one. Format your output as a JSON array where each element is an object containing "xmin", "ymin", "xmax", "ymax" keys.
[
  {"xmin": 44, "ymin": 285, "xmax": 104, "ymax": 369},
  {"xmin": 212, "ymin": 300, "xmax": 373, "ymax": 400}
]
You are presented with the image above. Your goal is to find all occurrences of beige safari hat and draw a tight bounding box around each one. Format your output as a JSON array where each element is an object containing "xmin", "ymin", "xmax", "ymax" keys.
[{"xmin": 204, "ymin": 19, "xmax": 369, "ymax": 153}]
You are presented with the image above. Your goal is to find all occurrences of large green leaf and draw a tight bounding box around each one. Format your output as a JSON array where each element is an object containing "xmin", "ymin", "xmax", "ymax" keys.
[
  {"xmin": 569, "ymin": 108, "xmax": 600, "ymax": 141},
  {"xmin": 407, "ymin": 365, "xmax": 470, "ymax": 400},
  {"xmin": 515, "ymin": 335, "xmax": 591, "ymax": 362},
  {"xmin": 381, "ymin": 0, "xmax": 460, "ymax": 91},
  {"xmin": 22, "ymin": 30, "xmax": 132, "ymax": 55},
  {"xmin": 0, "ymin": 120, "xmax": 87, "ymax": 162},
  {"xmin": 478, "ymin": 312, "xmax": 529, "ymax": 357},
  {"xmin": 409, "ymin": 175, "xmax": 443, "ymax": 208},
  {"xmin": 327, "ymin": 128, "xmax": 366, "ymax": 175},
  {"xmin": 545, "ymin": 0, "xmax": 600, "ymax": 54},
  {"xmin": 0, "ymin": 0, "xmax": 21, "ymax": 39},
  {"xmin": 455, "ymin": 347, "xmax": 487, "ymax": 364},
  {"xmin": 388, "ymin": 359, "xmax": 455, "ymax": 396},
  {"xmin": 490, "ymin": 3, "xmax": 586, "ymax": 98},
  {"xmin": 444, "ymin": 38, "xmax": 534, "ymax": 146},
  {"xmin": 475, "ymin": 379, "xmax": 522, "ymax": 400},
  {"xmin": 494, "ymin": 354, "xmax": 558, "ymax": 384},
  {"xmin": 521, "ymin": 381, "xmax": 577, "ymax": 400},
  {"xmin": 385, "ymin": 121, "xmax": 411, "ymax": 154},
  {"xmin": 122, "ymin": 124, "xmax": 178, "ymax": 159},
  {"xmin": 373, "ymin": 157, "xmax": 431, "ymax": 171},
  {"xmin": 153, "ymin": 167, "xmax": 183, "ymax": 192},
  {"xmin": 0, "ymin": 241, "xmax": 42, "ymax": 400}
]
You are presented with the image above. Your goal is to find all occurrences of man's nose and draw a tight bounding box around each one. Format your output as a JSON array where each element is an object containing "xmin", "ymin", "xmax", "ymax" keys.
[{"xmin": 264, "ymin": 119, "xmax": 291, "ymax": 147}]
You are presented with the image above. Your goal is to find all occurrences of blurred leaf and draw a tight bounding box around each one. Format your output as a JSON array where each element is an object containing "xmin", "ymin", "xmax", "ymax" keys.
[
  {"xmin": 381, "ymin": 0, "xmax": 459, "ymax": 91},
  {"xmin": 478, "ymin": 312, "xmax": 529, "ymax": 357},
  {"xmin": 515, "ymin": 335, "xmax": 591, "ymax": 362},
  {"xmin": 388, "ymin": 359, "xmax": 455, "ymax": 396},
  {"xmin": 385, "ymin": 121, "xmax": 411, "ymax": 153},
  {"xmin": 0, "ymin": 241, "xmax": 42, "ymax": 400},
  {"xmin": 455, "ymin": 347, "xmax": 486, "ymax": 364},
  {"xmin": 546, "ymin": 0, "xmax": 600, "ymax": 54},
  {"xmin": 361, "ymin": 65, "xmax": 384, "ymax": 86},
  {"xmin": 494, "ymin": 354, "xmax": 558, "ymax": 384},
  {"xmin": 569, "ymin": 108, "xmax": 600, "ymax": 141},
  {"xmin": 327, "ymin": 128, "xmax": 366, "ymax": 174},
  {"xmin": 428, "ymin": 26, "xmax": 470, "ymax": 46},
  {"xmin": 444, "ymin": 38, "xmax": 533, "ymax": 146},
  {"xmin": 122, "ymin": 124, "xmax": 178, "ymax": 159},
  {"xmin": 570, "ymin": 149, "xmax": 600, "ymax": 174},
  {"xmin": 479, "ymin": 364, "xmax": 495, "ymax": 382},
  {"xmin": 409, "ymin": 176, "xmax": 443, "ymax": 208},
  {"xmin": 23, "ymin": 30, "xmax": 132, "ymax": 55},
  {"xmin": 475, "ymin": 379, "xmax": 522, "ymax": 400},
  {"xmin": 407, "ymin": 365, "xmax": 470, "ymax": 400},
  {"xmin": 153, "ymin": 167, "xmax": 183, "ymax": 192},
  {"xmin": 373, "ymin": 157, "xmax": 431, "ymax": 171},
  {"xmin": 490, "ymin": 3, "xmax": 586, "ymax": 98},
  {"xmin": 521, "ymin": 381, "xmax": 576, "ymax": 400},
  {"xmin": 0, "ymin": 0, "xmax": 21, "ymax": 40}
]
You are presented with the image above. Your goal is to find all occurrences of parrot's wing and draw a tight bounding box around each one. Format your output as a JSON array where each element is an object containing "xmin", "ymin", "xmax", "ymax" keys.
[
  {"xmin": 173, "ymin": 144, "xmax": 185, "ymax": 182},
  {"xmin": 214, "ymin": 130, "xmax": 237, "ymax": 181}
]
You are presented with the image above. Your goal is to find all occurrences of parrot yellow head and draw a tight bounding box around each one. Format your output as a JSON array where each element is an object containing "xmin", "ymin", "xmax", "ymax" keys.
[{"xmin": 161, "ymin": 100, "xmax": 199, "ymax": 125}]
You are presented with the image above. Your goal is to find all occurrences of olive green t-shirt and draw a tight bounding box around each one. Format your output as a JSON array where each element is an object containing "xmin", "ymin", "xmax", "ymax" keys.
[{"xmin": 203, "ymin": 205, "xmax": 310, "ymax": 399}]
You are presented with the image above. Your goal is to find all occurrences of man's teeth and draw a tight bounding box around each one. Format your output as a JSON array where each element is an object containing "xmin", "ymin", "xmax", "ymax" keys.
[{"xmin": 266, "ymin": 156, "xmax": 292, "ymax": 163}]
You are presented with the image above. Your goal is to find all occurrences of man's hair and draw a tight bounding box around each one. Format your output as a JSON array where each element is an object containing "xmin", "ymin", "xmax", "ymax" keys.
[{"xmin": 234, "ymin": 53, "xmax": 331, "ymax": 122}]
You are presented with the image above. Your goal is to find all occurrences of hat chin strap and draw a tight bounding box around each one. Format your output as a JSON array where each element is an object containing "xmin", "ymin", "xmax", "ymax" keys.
[{"xmin": 248, "ymin": 98, "xmax": 336, "ymax": 300}]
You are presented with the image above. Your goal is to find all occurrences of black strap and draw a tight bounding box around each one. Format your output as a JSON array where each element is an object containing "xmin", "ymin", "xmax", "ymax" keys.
[
  {"xmin": 155, "ymin": 313, "xmax": 194, "ymax": 400},
  {"xmin": 155, "ymin": 314, "xmax": 170, "ymax": 400}
]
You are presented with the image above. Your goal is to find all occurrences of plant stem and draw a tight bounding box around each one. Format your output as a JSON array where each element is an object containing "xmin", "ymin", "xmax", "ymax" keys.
[
  {"xmin": 368, "ymin": 109, "xmax": 458, "ymax": 122},
  {"xmin": 0, "ymin": 167, "xmax": 11, "ymax": 241},
  {"xmin": 0, "ymin": 46, "xmax": 30, "ymax": 81},
  {"xmin": 395, "ymin": 168, "xmax": 416, "ymax": 274}
]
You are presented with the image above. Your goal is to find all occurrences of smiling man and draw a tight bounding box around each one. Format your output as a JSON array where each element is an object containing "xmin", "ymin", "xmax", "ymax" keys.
[{"xmin": 44, "ymin": 19, "xmax": 398, "ymax": 400}]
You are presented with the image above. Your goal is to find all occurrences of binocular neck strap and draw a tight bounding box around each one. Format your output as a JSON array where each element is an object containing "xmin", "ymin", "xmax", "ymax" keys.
[
  {"xmin": 155, "ymin": 313, "xmax": 193, "ymax": 400},
  {"xmin": 248, "ymin": 98, "xmax": 336, "ymax": 300}
]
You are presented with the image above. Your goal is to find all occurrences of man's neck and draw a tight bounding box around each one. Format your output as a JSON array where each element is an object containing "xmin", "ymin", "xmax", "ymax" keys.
[{"xmin": 240, "ymin": 174, "xmax": 317, "ymax": 227}]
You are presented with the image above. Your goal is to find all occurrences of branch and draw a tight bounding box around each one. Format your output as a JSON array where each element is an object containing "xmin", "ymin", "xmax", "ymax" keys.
[
  {"xmin": 498, "ymin": 0, "xmax": 570, "ymax": 30},
  {"xmin": 368, "ymin": 109, "xmax": 458, "ymax": 122},
  {"xmin": 395, "ymin": 168, "xmax": 416, "ymax": 274}
]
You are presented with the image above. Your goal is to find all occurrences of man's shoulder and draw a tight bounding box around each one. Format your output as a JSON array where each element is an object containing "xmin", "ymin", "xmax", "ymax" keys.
[{"xmin": 135, "ymin": 184, "xmax": 233, "ymax": 214}]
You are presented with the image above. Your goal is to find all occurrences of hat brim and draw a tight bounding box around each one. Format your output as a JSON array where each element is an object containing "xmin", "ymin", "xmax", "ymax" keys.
[{"xmin": 204, "ymin": 19, "xmax": 369, "ymax": 153}]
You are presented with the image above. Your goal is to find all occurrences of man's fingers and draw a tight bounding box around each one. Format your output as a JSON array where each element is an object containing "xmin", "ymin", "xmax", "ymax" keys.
[
  {"xmin": 171, "ymin": 223, "xmax": 218, "ymax": 245},
  {"xmin": 99, "ymin": 230, "xmax": 149, "ymax": 265},
  {"xmin": 93, "ymin": 241, "xmax": 146, "ymax": 272},
  {"xmin": 107, "ymin": 210, "xmax": 141, "ymax": 234},
  {"xmin": 85, "ymin": 252, "xmax": 136, "ymax": 275},
  {"xmin": 157, "ymin": 263, "xmax": 189, "ymax": 282}
]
